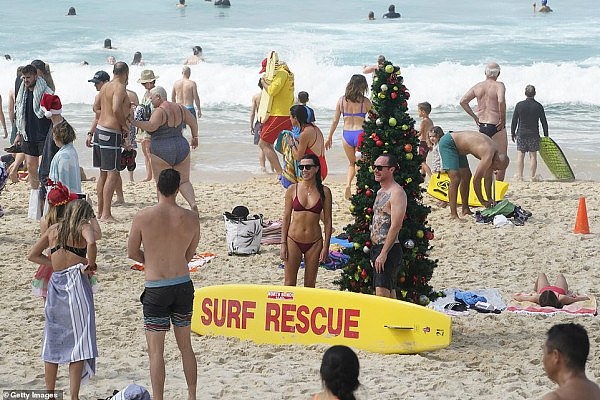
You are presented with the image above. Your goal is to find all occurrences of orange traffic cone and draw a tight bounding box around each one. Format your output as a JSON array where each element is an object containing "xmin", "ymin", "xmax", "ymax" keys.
[{"xmin": 573, "ymin": 196, "xmax": 590, "ymax": 234}]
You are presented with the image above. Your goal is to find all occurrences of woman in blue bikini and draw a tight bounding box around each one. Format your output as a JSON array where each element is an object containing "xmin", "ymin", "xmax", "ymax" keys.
[
  {"xmin": 326, "ymin": 74, "xmax": 372, "ymax": 199},
  {"xmin": 280, "ymin": 154, "xmax": 332, "ymax": 287}
]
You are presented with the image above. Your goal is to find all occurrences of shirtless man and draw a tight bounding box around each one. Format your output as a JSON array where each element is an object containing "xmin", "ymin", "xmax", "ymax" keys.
[
  {"xmin": 127, "ymin": 168, "xmax": 199, "ymax": 400},
  {"xmin": 460, "ymin": 62, "xmax": 508, "ymax": 180},
  {"xmin": 437, "ymin": 130, "xmax": 509, "ymax": 220},
  {"xmin": 417, "ymin": 102, "xmax": 434, "ymax": 175},
  {"xmin": 184, "ymin": 46, "xmax": 204, "ymax": 65},
  {"xmin": 542, "ymin": 323, "xmax": 600, "ymax": 400},
  {"xmin": 370, "ymin": 154, "xmax": 407, "ymax": 298},
  {"xmin": 171, "ymin": 66, "xmax": 202, "ymax": 121},
  {"xmin": 93, "ymin": 62, "xmax": 130, "ymax": 222}
]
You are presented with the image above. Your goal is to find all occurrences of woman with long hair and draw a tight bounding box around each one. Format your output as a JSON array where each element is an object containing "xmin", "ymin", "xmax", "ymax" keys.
[
  {"xmin": 31, "ymin": 59, "xmax": 56, "ymax": 92},
  {"xmin": 289, "ymin": 104, "xmax": 327, "ymax": 180},
  {"xmin": 512, "ymin": 273, "xmax": 589, "ymax": 308},
  {"xmin": 281, "ymin": 153, "xmax": 332, "ymax": 287},
  {"xmin": 312, "ymin": 345, "xmax": 360, "ymax": 400},
  {"xmin": 131, "ymin": 51, "xmax": 145, "ymax": 66},
  {"xmin": 326, "ymin": 74, "xmax": 372, "ymax": 199},
  {"xmin": 28, "ymin": 199, "xmax": 102, "ymax": 399},
  {"xmin": 132, "ymin": 86, "xmax": 199, "ymax": 212}
]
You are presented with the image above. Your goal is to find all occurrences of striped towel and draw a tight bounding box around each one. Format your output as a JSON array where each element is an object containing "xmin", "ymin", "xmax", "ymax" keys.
[
  {"xmin": 275, "ymin": 130, "xmax": 299, "ymax": 188},
  {"xmin": 42, "ymin": 264, "xmax": 97, "ymax": 383},
  {"xmin": 15, "ymin": 77, "xmax": 53, "ymax": 140},
  {"xmin": 507, "ymin": 293, "xmax": 597, "ymax": 316}
]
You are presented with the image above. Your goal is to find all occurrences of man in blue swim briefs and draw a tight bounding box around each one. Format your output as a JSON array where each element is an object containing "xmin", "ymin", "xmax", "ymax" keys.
[
  {"xmin": 438, "ymin": 130, "xmax": 509, "ymax": 221},
  {"xmin": 172, "ymin": 66, "xmax": 202, "ymax": 122},
  {"xmin": 460, "ymin": 62, "xmax": 508, "ymax": 181},
  {"xmin": 128, "ymin": 168, "xmax": 200, "ymax": 400}
]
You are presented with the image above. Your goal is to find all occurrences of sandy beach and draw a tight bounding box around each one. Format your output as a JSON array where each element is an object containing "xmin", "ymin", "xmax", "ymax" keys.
[{"xmin": 0, "ymin": 173, "xmax": 598, "ymax": 399}]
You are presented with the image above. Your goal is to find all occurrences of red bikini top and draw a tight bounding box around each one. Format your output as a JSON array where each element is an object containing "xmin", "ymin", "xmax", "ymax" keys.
[{"xmin": 292, "ymin": 186, "xmax": 323, "ymax": 214}]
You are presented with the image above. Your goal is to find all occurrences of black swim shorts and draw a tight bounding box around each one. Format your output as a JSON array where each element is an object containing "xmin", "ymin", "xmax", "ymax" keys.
[
  {"xmin": 370, "ymin": 243, "xmax": 403, "ymax": 291},
  {"xmin": 140, "ymin": 280, "xmax": 194, "ymax": 331},
  {"xmin": 93, "ymin": 125, "xmax": 122, "ymax": 171},
  {"xmin": 479, "ymin": 123, "xmax": 498, "ymax": 138}
]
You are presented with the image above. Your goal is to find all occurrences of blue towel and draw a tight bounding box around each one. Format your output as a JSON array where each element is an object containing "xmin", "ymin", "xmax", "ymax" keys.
[{"xmin": 455, "ymin": 290, "xmax": 487, "ymax": 306}]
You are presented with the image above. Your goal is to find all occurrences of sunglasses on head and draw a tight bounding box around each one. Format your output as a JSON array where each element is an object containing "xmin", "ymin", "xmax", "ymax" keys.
[
  {"xmin": 298, "ymin": 164, "xmax": 316, "ymax": 170},
  {"xmin": 373, "ymin": 165, "xmax": 393, "ymax": 171}
]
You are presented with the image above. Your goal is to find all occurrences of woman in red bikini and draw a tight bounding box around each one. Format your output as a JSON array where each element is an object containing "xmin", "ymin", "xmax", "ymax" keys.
[
  {"xmin": 513, "ymin": 273, "xmax": 589, "ymax": 308},
  {"xmin": 281, "ymin": 154, "xmax": 332, "ymax": 287},
  {"xmin": 312, "ymin": 345, "xmax": 360, "ymax": 400}
]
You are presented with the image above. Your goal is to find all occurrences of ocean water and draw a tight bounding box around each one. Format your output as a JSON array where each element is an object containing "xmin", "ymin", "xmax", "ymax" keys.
[{"xmin": 1, "ymin": 0, "xmax": 599, "ymax": 179}]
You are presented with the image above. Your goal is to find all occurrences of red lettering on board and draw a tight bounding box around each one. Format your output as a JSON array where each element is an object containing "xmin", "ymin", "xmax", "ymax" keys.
[
  {"xmin": 213, "ymin": 299, "xmax": 226, "ymax": 327},
  {"xmin": 265, "ymin": 302, "xmax": 280, "ymax": 331},
  {"xmin": 201, "ymin": 298, "xmax": 257, "ymax": 329},
  {"xmin": 311, "ymin": 307, "xmax": 327, "ymax": 335},
  {"xmin": 280, "ymin": 303, "xmax": 295, "ymax": 333},
  {"xmin": 226, "ymin": 299, "xmax": 241, "ymax": 328},
  {"xmin": 344, "ymin": 309, "xmax": 360, "ymax": 339},
  {"xmin": 200, "ymin": 297, "xmax": 212, "ymax": 325},
  {"xmin": 296, "ymin": 305, "xmax": 310, "ymax": 334},
  {"xmin": 241, "ymin": 301, "xmax": 256, "ymax": 329},
  {"xmin": 327, "ymin": 308, "xmax": 343, "ymax": 336}
]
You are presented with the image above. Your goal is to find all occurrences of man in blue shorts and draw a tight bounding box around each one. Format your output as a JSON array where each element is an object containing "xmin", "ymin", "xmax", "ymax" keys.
[
  {"xmin": 438, "ymin": 130, "xmax": 509, "ymax": 220},
  {"xmin": 128, "ymin": 169, "xmax": 200, "ymax": 400}
]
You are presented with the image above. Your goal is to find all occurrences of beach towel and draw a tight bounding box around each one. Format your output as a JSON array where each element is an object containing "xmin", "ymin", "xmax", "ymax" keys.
[
  {"xmin": 507, "ymin": 293, "xmax": 597, "ymax": 316},
  {"xmin": 42, "ymin": 264, "xmax": 97, "ymax": 384},
  {"xmin": 275, "ymin": 130, "xmax": 299, "ymax": 188},
  {"xmin": 430, "ymin": 288, "xmax": 507, "ymax": 315},
  {"xmin": 131, "ymin": 252, "xmax": 216, "ymax": 272},
  {"xmin": 261, "ymin": 220, "xmax": 282, "ymax": 245},
  {"xmin": 15, "ymin": 77, "xmax": 53, "ymax": 140}
]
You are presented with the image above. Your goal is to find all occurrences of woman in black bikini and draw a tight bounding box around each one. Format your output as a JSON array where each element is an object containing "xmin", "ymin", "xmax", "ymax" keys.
[
  {"xmin": 281, "ymin": 154, "xmax": 332, "ymax": 287},
  {"xmin": 28, "ymin": 199, "xmax": 101, "ymax": 399}
]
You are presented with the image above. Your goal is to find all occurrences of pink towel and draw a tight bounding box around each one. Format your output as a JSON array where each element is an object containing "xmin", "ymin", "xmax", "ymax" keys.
[{"xmin": 507, "ymin": 293, "xmax": 597, "ymax": 316}]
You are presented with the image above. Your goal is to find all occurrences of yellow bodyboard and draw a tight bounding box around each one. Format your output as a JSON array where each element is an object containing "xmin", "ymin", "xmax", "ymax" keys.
[
  {"xmin": 427, "ymin": 172, "xmax": 509, "ymax": 207},
  {"xmin": 191, "ymin": 284, "xmax": 451, "ymax": 354},
  {"xmin": 257, "ymin": 51, "xmax": 278, "ymax": 123}
]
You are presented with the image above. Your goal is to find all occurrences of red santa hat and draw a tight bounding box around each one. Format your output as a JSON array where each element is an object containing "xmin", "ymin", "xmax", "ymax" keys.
[
  {"xmin": 46, "ymin": 180, "xmax": 78, "ymax": 206},
  {"xmin": 40, "ymin": 93, "xmax": 62, "ymax": 118}
]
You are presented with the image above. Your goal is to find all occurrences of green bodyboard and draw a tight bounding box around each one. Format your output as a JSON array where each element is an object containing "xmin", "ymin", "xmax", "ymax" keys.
[{"xmin": 539, "ymin": 137, "xmax": 575, "ymax": 181}]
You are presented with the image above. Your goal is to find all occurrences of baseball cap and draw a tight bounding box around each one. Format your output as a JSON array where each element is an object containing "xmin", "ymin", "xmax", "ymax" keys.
[
  {"xmin": 88, "ymin": 70, "xmax": 110, "ymax": 84},
  {"xmin": 259, "ymin": 58, "xmax": 267, "ymax": 74}
]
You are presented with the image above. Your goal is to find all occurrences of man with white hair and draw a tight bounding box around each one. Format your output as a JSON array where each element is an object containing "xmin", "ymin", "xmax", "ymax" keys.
[{"xmin": 460, "ymin": 62, "xmax": 508, "ymax": 180}]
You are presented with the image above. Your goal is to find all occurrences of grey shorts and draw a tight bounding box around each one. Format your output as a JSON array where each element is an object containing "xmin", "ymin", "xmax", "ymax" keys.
[
  {"xmin": 93, "ymin": 125, "xmax": 122, "ymax": 171},
  {"xmin": 516, "ymin": 136, "xmax": 540, "ymax": 153}
]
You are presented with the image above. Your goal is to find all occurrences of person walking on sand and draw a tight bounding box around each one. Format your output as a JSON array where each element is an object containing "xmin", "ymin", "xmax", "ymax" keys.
[
  {"xmin": 437, "ymin": 130, "xmax": 509, "ymax": 220},
  {"xmin": 171, "ymin": 66, "xmax": 202, "ymax": 121},
  {"xmin": 250, "ymin": 80, "xmax": 268, "ymax": 173},
  {"xmin": 511, "ymin": 84, "xmax": 548, "ymax": 182},
  {"xmin": 258, "ymin": 55, "xmax": 295, "ymax": 177},
  {"xmin": 370, "ymin": 154, "xmax": 406, "ymax": 299},
  {"xmin": 92, "ymin": 62, "xmax": 131, "ymax": 222},
  {"xmin": 460, "ymin": 62, "xmax": 508, "ymax": 181},
  {"xmin": 326, "ymin": 74, "xmax": 372, "ymax": 199},
  {"xmin": 127, "ymin": 168, "xmax": 200, "ymax": 400},
  {"xmin": 541, "ymin": 323, "xmax": 600, "ymax": 400}
]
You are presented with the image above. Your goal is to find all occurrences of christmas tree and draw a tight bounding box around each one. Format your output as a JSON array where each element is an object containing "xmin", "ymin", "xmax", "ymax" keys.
[{"xmin": 335, "ymin": 60, "xmax": 439, "ymax": 305}]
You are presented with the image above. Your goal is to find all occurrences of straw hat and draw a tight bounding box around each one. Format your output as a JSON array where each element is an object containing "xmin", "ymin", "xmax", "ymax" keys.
[{"xmin": 138, "ymin": 70, "xmax": 158, "ymax": 83}]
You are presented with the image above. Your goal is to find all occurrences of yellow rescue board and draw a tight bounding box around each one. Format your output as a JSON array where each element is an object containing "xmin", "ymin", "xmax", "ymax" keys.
[
  {"xmin": 257, "ymin": 51, "xmax": 278, "ymax": 123},
  {"xmin": 427, "ymin": 172, "xmax": 509, "ymax": 207},
  {"xmin": 191, "ymin": 284, "xmax": 451, "ymax": 354}
]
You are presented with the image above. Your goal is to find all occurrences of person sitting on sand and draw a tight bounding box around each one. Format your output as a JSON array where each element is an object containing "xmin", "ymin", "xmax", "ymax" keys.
[
  {"xmin": 512, "ymin": 273, "xmax": 589, "ymax": 308},
  {"xmin": 541, "ymin": 323, "xmax": 600, "ymax": 400},
  {"xmin": 312, "ymin": 345, "xmax": 360, "ymax": 400},
  {"xmin": 437, "ymin": 130, "xmax": 509, "ymax": 220},
  {"xmin": 281, "ymin": 154, "xmax": 332, "ymax": 288}
]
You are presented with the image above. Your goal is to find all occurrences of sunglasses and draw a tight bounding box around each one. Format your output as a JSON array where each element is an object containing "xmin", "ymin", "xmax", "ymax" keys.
[
  {"xmin": 298, "ymin": 164, "xmax": 316, "ymax": 170},
  {"xmin": 373, "ymin": 165, "xmax": 393, "ymax": 171}
]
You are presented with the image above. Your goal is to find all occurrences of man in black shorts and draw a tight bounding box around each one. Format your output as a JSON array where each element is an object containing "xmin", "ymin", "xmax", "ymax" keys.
[
  {"xmin": 369, "ymin": 154, "xmax": 407, "ymax": 298},
  {"xmin": 13, "ymin": 64, "xmax": 53, "ymax": 212},
  {"xmin": 128, "ymin": 169, "xmax": 200, "ymax": 400}
]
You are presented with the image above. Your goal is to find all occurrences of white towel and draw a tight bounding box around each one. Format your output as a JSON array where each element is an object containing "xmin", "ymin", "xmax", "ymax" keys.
[{"xmin": 15, "ymin": 77, "xmax": 53, "ymax": 140}]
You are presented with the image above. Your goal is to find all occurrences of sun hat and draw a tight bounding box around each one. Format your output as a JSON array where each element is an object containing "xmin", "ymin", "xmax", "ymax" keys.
[
  {"xmin": 88, "ymin": 70, "xmax": 110, "ymax": 84},
  {"xmin": 138, "ymin": 70, "xmax": 158, "ymax": 83},
  {"xmin": 40, "ymin": 94, "xmax": 62, "ymax": 118}
]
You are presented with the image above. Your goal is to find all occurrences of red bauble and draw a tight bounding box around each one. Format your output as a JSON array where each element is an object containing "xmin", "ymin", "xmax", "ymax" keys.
[
  {"xmin": 360, "ymin": 269, "xmax": 367, "ymax": 279},
  {"xmin": 365, "ymin": 189, "xmax": 373, "ymax": 197},
  {"xmin": 390, "ymin": 92, "xmax": 397, "ymax": 99},
  {"xmin": 425, "ymin": 231, "xmax": 434, "ymax": 240},
  {"xmin": 399, "ymin": 275, "xmax": 406, "ymax": 283},
  {"xmin": 370, "ymin": 132, "xmax": 376, "ymax": 139},
  {"xmin": 404, "ymin": 144, "xmax": 412, "ymax": 152},
  {"xmin": 375, "ymin": 140, "xmax": 383, "ymax": 147},
  {"xmin": 365, "ymin": 240, "xmax": 371, "ymax": 247},
  {"xmin": 366, "ymin": 207, "xmax": 373, "ymax": 215}
]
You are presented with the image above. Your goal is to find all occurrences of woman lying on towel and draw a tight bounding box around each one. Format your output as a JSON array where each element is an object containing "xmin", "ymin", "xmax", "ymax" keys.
[
  {"xmin": 512, "ymin": 273, "xmax": 589, "ymax": 308},
  {"xmin": 281, "ymin": 154, "xmax": 332, "ymax": 287},
  {"xmin": 28, "ymin": 199, "xmax": 102, "ymax": 398}
]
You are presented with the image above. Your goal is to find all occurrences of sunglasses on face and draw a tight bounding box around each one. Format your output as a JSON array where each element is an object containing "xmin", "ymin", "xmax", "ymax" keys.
[
  {"xmin": 373, "ymin": 165, "xmax": 392, "ymax": 171},
  {"xmin": 298, "ymin": 164, "xmax": 316, "ymax": 170}
]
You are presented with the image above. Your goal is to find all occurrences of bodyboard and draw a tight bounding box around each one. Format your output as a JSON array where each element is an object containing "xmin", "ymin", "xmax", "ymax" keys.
[
  {"xmin": 539, "ymin": 137, "xmax": 575, "ymax": 181},
  {"xmin": 191, "ymin": 284, "xmax": 451, "ymax": 354},
  {"xmin": 427, "ymin": 172, "xmax": 509, "ymax": 207},
  {"xmin": 257, "ymin": 51, "xmax": 278, "ymax": 123}
]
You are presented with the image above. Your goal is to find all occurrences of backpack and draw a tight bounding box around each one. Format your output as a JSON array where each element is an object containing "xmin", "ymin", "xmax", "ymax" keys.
[{"xmin": 224, "ymin": 213, "xmax": 263, "ymax": 255}]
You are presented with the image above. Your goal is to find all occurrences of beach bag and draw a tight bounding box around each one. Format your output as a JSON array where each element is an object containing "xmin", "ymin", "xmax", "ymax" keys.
[
  {"xmin": 480, "ymin": 199, "xmax": 515, "ymax": 219},
  {"xmin": 224, "ymin": 210, "xmax": 263, "ymax": 255}
]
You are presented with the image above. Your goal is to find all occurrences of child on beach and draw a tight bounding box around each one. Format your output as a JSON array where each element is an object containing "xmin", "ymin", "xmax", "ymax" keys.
[
  {"xmin": 417, "ymin": 102, "xmax": 434, "ymax": 176},
  {"xmin": 297, "ymin": 91, "xmax": 316, "ymax": 123}
]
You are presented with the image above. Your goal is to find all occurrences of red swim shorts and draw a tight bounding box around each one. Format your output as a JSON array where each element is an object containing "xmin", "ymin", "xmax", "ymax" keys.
[{"xmin": 260, "ymin": 115, "xmax": 292, "ymax": 144}]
